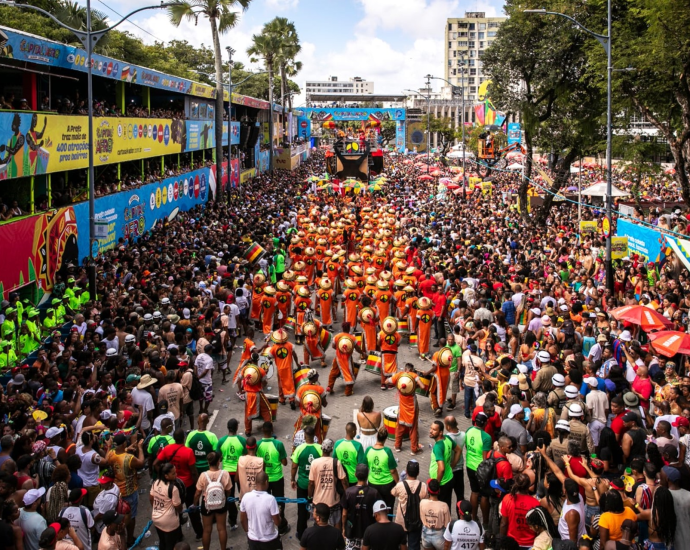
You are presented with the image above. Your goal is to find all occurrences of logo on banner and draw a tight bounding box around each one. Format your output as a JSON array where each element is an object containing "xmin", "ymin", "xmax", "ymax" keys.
[
  {"xmin": 149, "ymin": 193, "xmax": 156, "ymax": 210},
  {"xmin": 161, "ymin": 186, "xmax": 167, "ymax": 205},
  {"xmin": 173, "ymin": 181, "xmax": 179, "ymax": 200},
  {"xmin": 167, "ymin": 183, "xmax": 173, "ymax": 203},
  {"xmin": 164, "ymin": 125, "xmax": 170, "ymax": 146},
  {"xmin": 184, "ymin": 178, "xmax": 189, "ymax": 197},
  {"xmin": 194, "ymin": 175, "xmax": 200, "ymax": 198},
  {"xmin": 155, "ymin": 187, "xmax": 161, "ymax": 208},
  {"xmin": 152, "ymin": 124, "xmax": 158, "ymax": 141},
  {"xmin": 200, "ymin": 174, "xmax": 207, "ymax": 200}
]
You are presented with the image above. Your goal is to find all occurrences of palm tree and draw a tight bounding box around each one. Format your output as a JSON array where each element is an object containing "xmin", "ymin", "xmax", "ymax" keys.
[
  {"xmin": 169, "ymin": 0, "xmax": 250, "ymax": 200},
  {"xmin": 49, "ymin": 0, "xmax": 111, "ymax": 52},
  {"xmin": 247, "ymin": 27, "xmax": 284, "ymax": 171}
]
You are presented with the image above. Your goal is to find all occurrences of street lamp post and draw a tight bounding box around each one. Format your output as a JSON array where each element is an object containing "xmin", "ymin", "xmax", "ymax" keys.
[
  {"xmin": 525, "ymin": 3, "xmax": 614, "ymax": 294},
  {"xmin": 0, "ymin": 0, "xmax": 181, "ymax": 299}
]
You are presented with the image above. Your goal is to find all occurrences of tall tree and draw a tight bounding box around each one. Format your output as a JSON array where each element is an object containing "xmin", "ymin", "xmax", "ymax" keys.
[
  {"xmin": 482, "ymin": 0, "xmax": 604, "ymax": 222},
  {"xmin": 248, "ymin": 22, "xmax": 284, "ymax": 171},
  {"xmin": 169, "ymin": 0, "xmax": 250, "ymax": 201}
]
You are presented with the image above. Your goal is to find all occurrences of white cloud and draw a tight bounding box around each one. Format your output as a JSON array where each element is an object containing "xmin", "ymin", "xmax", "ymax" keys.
[{"xmin": 265, "ymin": 0, "xmax": 299, "ymax": 11}]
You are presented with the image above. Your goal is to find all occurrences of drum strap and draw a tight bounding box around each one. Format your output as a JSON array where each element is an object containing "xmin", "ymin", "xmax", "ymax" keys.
[
  {"xmin": 360, "ymin": 411, "xmax": 378, "ymax": 431},
  {"xmin": 382, "ymin": 351, "xmax": 398, "ymax": 354}
]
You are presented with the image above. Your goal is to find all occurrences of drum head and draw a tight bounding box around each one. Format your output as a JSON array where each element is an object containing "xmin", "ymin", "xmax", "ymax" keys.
[{"xmin": 258, "ymin": 355, "xmax": 275, "ymax": 379}]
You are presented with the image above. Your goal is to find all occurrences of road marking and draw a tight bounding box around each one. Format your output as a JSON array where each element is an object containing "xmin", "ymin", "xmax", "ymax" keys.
[{"xmin": 208, "ymin": 409, "xmax": 219, "ymax": 431}]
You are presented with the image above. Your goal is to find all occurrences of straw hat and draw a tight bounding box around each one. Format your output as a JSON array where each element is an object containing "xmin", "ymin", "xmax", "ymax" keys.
[
  {"xmin": 382, "ymin": 316, "xmax": 398, "ymax": 334},
  {"xmin": 319, "ymin": 278, "xmax": 333, "ymax": 290},
  {"xmin": 294, "ymin": 261, "xmax": 306, "ymax": 271},
  {"xmin": 296, "ymin": 275, "xmax": 309, "ymax": 285},
  {"xmin": 302, "ymin": 321, "xmax": 318, "ymax": 337},
  {"xmin": 290, "ymin": 236, "xmax": 301, "ymax": 245},
  {"xmin": 394, "ymin": 279, "xmax": 406, "ymax": 287},
  {"xmin": 300, "ymin": 390, "xmax": 322, "ymax": 412},
  {"xmin": 379, "ymin": 270, "xmax": 393, "ymax": 281},
  {"xmin": 325, "ymin": 250, "xmax": 334, "ymax": 257},
  {"xmin": 417, "ymin": 297, "xmax": 432, "ymax": 310},
  {"xmin": 365, "ymin": 267, "xmax": 377, "ymax": 276},
  {"xmin": 348, "ymin": 253, "xmax": 361, "ymax": 262},
  {"xmin": 397, "ymin": 373, "xmax": 416, "ymax": 396},
  {"xmin": 364, "ymin": 245, "xmax": 375, "ymax": 253},
  {"xmin": 242, "ymin": 364, "xmax": 262, "ymax": 385},
  {"xmin": 337, "ymin": 335, "xmax": 355, "ymax": 354},
  {"xmin": 276, "ymin": 281, "xmax": 290, "ymax": 292},
  {"xmin": 366, "ymin": 275, "xmax": 378, "ymax": 286},
  {"xmin": 263, "ymin": 286, "xmax": 276, "ymax": 296},
  {"xmin": 270, "ymin": 329, "xmax": 289, "ymax": 345},
  {"xmin": 345, "ymin": 279, "xmax": 358, "ymax": 289},
  {"xmin": 351, "ymin": 265, "xmax": 363, "ymax": 276},
  {"xmin": 297, "ymin": 286, "xmax": 311, "ymax": 298},
  {"xmin": 317, "ymin": 238, "xmax": 328, "ymax": 247},
  {"xmin": 304, "ymin": 247, "xmax": 316, "ymax": 256},
  {"xmin": 404, "ymin": 285, "xmax": 415, "ymax": 293},
  {"xmin": 376, "ymin": 280, "xmax": 390, "ymax": 291},
  {"xmin": 437, "ymin": 347, "xmax": 454, "ymax": 368},
  {"xmin": 254, "ymin": 273, "xmax": 266, "ymax": 285},
  {"xmin": 360, "ymin": 307, "xmax": 375, "ymax": 323},
  {"xmin": 405, "ymin": 266, "xmax": 416, "ymax": 275},
  {"xmin": 283, "ymin": 270, "xmax": 296, "ymax": 281}
]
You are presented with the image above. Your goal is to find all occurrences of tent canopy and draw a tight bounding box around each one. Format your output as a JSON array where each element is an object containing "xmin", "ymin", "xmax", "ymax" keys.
[
  {"xmin": 507, "ymin": 163, "xmax": 523, "ymax": 170},
  {"xmin": 581, "ymin": 182, "xmax": 631, "ymax": 197}
]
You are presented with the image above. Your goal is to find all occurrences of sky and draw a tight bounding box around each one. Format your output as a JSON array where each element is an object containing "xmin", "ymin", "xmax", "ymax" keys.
[{"xmin": 91, "ymin": 0, "xmax": 505, "ymax": 105}]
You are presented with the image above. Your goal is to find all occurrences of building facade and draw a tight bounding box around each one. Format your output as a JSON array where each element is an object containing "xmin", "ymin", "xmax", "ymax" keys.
[
  {"xmin": 305, "ymin": 76, "xmax": 374, "ymax": 97},
  {"xmin": 444, "ymin": 12, "xmax": 507, "ymax": 104}
]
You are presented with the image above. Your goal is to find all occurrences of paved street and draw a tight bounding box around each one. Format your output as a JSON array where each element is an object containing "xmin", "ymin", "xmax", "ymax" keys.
[{"xmin": 134, "ymin": 305, "xmax": 475, "ymax": 550}]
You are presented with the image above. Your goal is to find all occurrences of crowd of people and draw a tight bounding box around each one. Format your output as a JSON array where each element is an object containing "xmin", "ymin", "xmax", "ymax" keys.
[{"xmin": 0, "ymin": 146, "xmax": 689, "ymax": 550}]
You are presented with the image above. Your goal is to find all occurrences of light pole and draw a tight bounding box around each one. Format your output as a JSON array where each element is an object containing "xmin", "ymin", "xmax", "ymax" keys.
[
  {"xmin": 525, "ymin": 3, "xmax": 614, "ymax": 293},
  {"xmin": 403, "ymin": 88, "xmax": 431, "ymax": 162},
  {"xmin": 0, "ymin": 0, "xmax": 180, "ymax": 299}
]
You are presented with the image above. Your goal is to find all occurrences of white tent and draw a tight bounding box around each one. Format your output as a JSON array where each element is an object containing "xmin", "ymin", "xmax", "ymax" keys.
[
  {"xmin": 581, "ymin": 182, "xmax": 630, "ymax": 197},
  {"xmin": 507, "ymin": 162, "xmax": 524, "ymax": 170}
]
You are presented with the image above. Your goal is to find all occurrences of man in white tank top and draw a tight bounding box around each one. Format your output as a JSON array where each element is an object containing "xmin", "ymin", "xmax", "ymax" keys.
[{"xmin": 558, "ymin": 478, "xmax": 586, "ymax": 541}]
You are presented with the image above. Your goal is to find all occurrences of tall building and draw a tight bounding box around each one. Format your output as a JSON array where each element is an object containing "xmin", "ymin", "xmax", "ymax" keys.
[
  {"xmin": 445, "ymin": 12, "xmax": 506, "ymax": 104},
  {"xmin": 305, "ymin": 76, "xmax": 374, "ymax": 97}
]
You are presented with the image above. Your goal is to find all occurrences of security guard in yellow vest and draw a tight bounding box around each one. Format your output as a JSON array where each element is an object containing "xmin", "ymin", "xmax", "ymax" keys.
[
  {"xmin": 1, "ymin": 308, "xmax": 17, "ymax": 351},
  {"xmin": 42, "ymin": 308, "xmax": 57, "ymax": 338},
  {"xmin": 24, "ymin": 309, "xmax": 42, "ymax": 354},
  {"xmin": 0, "ymin": 340, "xmax": 17, "ymax": 369}
]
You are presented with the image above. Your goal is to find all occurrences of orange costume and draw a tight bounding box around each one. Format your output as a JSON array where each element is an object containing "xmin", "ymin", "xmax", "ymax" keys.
[
  {"xmin": 268, "ymin": 332, "xmax": 298, "ymax": 405},
  {"xmin": 233, "ymin": 338, "xmax": 256, "ymax": 387},
  {"xmin": 295, "ymin": 383, "xmax": 327, "ymax": 441},
  {"xmin": 406, "ymin": 295, "xmax": 419, "ymax": 334},
  {"xmin": 327, "ymin": 333, "xmax": 358, "ymax": 396},
  {"xmin": 260, "ymin": 290, "xmax": 277, "ymax": 335},
  {"xmin": 304, "ymin": 251, "xmax": 317, "ymax": 284},
  {"xmin": 250, "ymin": 285, "xmax": 265, "ymax": 321},
  {"xmin": 374, "ymin": 287, "xmax": 394, "ymax": 327},
  {"xmin": 389, "ymin": 371, "xmax": 421, "ymax": 452},
  {"xmin": 293, "ymin": 290, "xmax": 312, "ymax": 343},
  {"xmin": 360, "ymin": 309, "xmax": 379, "ymax": 353},
  {"xmin": 342, "ymin": 285, "xmax": 361, "ymax": 327},
  {"xmin": 317, "ymin": 287, "xmax": 335, "ymax": 327},
  {"xmin": 243, "ymin": 365, "xmax": 271, "ymax": 435},
  {"xmin": 378, "ymin": 329, "xmax": 401, "ymax": 383},
  {"xmin": 302, "ymin": 320, "xmax": 325, "ymax": 366},
  {"xmin": 429, "ymin": 349, "xmax": 451, "ymax": 414},
  {"xmin": 275, "ymin": 283, "xmax": 292, "ymax": 328},
  {"xmin": 416, "ymin": 302, "xmax": 434, "ymax": 357}
]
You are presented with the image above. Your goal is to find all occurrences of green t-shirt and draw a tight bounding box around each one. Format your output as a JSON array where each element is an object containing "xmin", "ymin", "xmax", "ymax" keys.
[
  {"xmin": 365, "ymin": 447, "xmax": 396, "ymax": 485},
  {"xmin": 465, "ymin": 426, "xmax": 492, "ymax": 471},
  {"xmin": 334, "ymin": 438, "xmax": 365, "ymax": 483},
  {"xmin": 429, "ymin": 437, "xmax": 455, "ymax": 486},
  {"xmin": 291, "ymin": 443, "xmax": 322, "ymax": 490},
  {"xmin": 217, "ymin": 434, "xmax": 247, "ymax": 473},
  {"xmin": 148, "ymin": 434, "xmax": 174, "ymax": 479},
  {"xmin": 275, "ymin": 253, "xmax": 286, "ymax": 273},
  {"xmin": 257, "ymin": 437, "xmax": 287, "ymax": 482},
  {"xmin": 186, "ymin": 430, "xmax": 219, "ymax": 473},
  {"xmin": 448, "ymin": 343, "xmax": 463, "ymax": 373}
]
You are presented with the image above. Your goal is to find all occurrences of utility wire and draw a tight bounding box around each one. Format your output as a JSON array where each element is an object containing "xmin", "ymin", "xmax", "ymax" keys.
[{"xmin": 96, "ymin": 0, "xmax": 165, "ymax": 43}]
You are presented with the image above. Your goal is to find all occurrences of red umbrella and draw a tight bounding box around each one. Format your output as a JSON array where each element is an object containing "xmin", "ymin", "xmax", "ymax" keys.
[
  {"xmin": 418, "ymin": 165, "xmax": 429, "ymax": 172},
  {"xmin": 430, "ymin": 170, "xmax": 442, "ymax": 177},
  {"xmin": 419, "ymin": 175, "xmax": 434, "ymax": 181},
  {"xmin": 610, "ymin": 305, "xmax": 672, "ymax": 331},
  {"xmin": 648, "ymin": 331, "xmax": 690, "ymax": 357},
  {"xmin": 446, "ymin": 183, "xmax": 460, "ymax": 190}
]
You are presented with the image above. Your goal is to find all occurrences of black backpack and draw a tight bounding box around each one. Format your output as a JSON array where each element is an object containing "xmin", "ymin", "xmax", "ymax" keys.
[
  {"xmin": 402, "ymin": 481, "xmax": 423, "ymax": 532},
  {"xmin": 189, "ymin": 373, "xmax": 203, "ymax": 401},
  {"xmin": 211, "ymin": 331, "xmax": 223, "ymax": 354},
  {"xmin": 476, "ymin": 451, "xmax": 507, "ymax": 487}
]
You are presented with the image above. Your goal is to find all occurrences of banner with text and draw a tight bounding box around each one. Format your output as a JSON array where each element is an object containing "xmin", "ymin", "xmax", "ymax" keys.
[{"xmin": 617, "ymin": 219, "xmax": 663, "ymax": 263}]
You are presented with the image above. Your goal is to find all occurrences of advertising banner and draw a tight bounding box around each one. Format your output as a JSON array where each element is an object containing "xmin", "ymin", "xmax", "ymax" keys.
[
  {"xmin": 617, "ymin": 219, "xmax": 664, "ymax": 263},
  {"xmin": 305, "ymin": 108, "xmax": 406, "ymax": 121},
  {"xmin": 72, "ymin": 167, "xmax": 210, "ymax": 257},
  {"xmin": 185, "ymin": 120, "xmax": 216, "ymax": 152},
  {"xmin": 257, "ymin": 151, "xmax": 270, "ymax": 173},
  {"xmin": 230, "ymin": 159, "xmax": 240, "ymax": 188},
  {"xmin": 507, "ymin": 123, "xmax": 522, "ymax": 145},
  {"xmin": 579, "ymin": 221, "xmax": 598, "ymax": 236},
  {"xmin": 240, "ymin": 168, "xmax": 256, "ymax": 184},
  {"xmin": 0, "ymin": 26, "xmax": 271, "ymax": 108},
  {"xmin": 611, "ymin": 236, "xmax": 629, "ymax": 260}
]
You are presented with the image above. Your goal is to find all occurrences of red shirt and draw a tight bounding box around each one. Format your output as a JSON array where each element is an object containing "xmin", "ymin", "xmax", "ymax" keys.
[
  {"xmin": 157, "ymin": 443, "xmax": 196, "ymax": 488},
  {"xmin": 610, "ymin": 410, "xmax": 631, "ymax": 439},
  {"xmin": 431, "ymin": 292, "xmax": 446, "ymax": 316},
  {"xmin": 419, "ymin": 278, "xmax": 435, "ymax": 298},
  {"xmin": 472, "ymin": 407, "xmax": 503, "ymax": 441},
  {"xmin": 492, "ymin": 451, "xmax": 514, "ymax": 480},
  {"xmin": 500, "ymin": 493, "xmax": 540, "ymax": 546}
]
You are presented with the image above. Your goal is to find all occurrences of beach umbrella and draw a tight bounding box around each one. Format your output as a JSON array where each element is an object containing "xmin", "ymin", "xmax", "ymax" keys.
[
  {"xmin": 419, "ymin": 175, "xmax": 434, "ymax": 181},
  {"xmin": 446, "ymin": 183, "xmax": 460, "ymax": 190},
  {"xmin": 609, "ymin": 305, "xmax": 672, "ymax": 331},
  {"xmin": 648, "ymin": 331, "xmax": 690, "ymax": 357},
  {"xmin": 430, "ymin": 169, "xmax": 442, "ymax": 177}
]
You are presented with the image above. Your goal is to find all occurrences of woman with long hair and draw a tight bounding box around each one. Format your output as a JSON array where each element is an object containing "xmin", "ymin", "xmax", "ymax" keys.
[
  {"xmin": 525, "ymin": 505, "xmax": 560, "ymax": 550},
  {"xmin": 638, "ymin": 486, "xmax": 676, "ymax": 550},
  {"xmin": 149, "ymin": 462, "xmax": 183, "ymax": 550},
  {"xmin": 356, "ymin": 396, "xmax": 381, "ymax": 451},
  {"xmin": 2, "ymin": 498, "xmax": 24, "ymax": 550},
  {"xmin": 597, "ymin": 427, "xmax": 623, "ymax": 478},
  {"xmin": 44, "ymin": 465, "xmax": 70, "ymax": 523},
  {"xmin": 539, "ymin": 473, "xmax": 563, "ymax": 527},
  {"xmin": 38, "ymin": 517, "xmax": 83, "ymax": 550},
  {"xmin": 598, "ymin": 490, "xmax": 637, "ymax": 546},
  {"xmin": 194, "ymin": 451, "xmax": 232, "ymax": 550},
  {"xmin": 498, "ymin": 473, "xmax": 540, "ymax": 549}
]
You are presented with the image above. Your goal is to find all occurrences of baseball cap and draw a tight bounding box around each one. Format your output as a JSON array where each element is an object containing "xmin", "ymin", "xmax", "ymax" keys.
[
  {"xmin": 321, "ymin": 439, "xmax": 334, "ymax": 453},
  {"xmin": 113, "ymin": 433, "xmax": 127, "ymax": 446},
  {"xmin": 662, "ymin": 466, "xmax": 681, "ymax": 483},
  {"xmin": 673, "ymin": 416, "xmax": 690, "ymax": 428},
  {"xmin": 23, "ymin": 487, "xmax": 46, "ymax": 506},
  {"xmin": 585, "ymin": 377, "xmax": 599, "ymax": 387},
  {"xmin": 622, "ymin": 411, "xmax": 639, "ymax": 422},
  {"xmin": 456, "ymin": 500, "xmax": 473, "ymax": 518},
  {"xmin": 490, "ymin": 479, "xmax": 508, "ymax": 493},
  {"xmin": 372, "ymin": 500, "xmax": 389, "ymax": 514},
  {"xmin": 98, "ymin": 475, "xmax": 115, "ymax": 484},
  {"xmin": 45, "ymin": 426, "xmax": 64, "ymax": 439},
  {"xmin": 474, "ymin": 412, "xmax": 488, "ymax": 426},
  {"xmin": 102, "ymin": 510, "xmax": 124, "ymax": 526},
  {"xmin": 507, "ymin": 404, "xmax": 523, "ymax": 419},
  {"xmin": 69, "ymin": 488, "xmax": 87, "ymax": 503}
]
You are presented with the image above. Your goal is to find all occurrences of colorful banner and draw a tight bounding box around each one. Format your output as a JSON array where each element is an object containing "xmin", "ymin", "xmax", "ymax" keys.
[
  {"xmin": 305, "ymin": 108, "xmax": 406, "ymax": 121},
  {"xmin": 611, "ymin": 236, "xmax": 629, "ymax": 260},
  {"xmin": 240, "ymin": 168, "xmax": 256, "ymax": 184},
  {"xmin": 185, "ymin": 120, "xmax": 216, "ymax": 151},
  {"xmin": 230, "ymin": 159, "xmax": 240, "ymax": 187},
  {"xmin": 72, "ymin": 167, "xmax": 211, "ymax": 257},
  {"xmin": 0, "ymin": 26, "xmax": 270, "ymax": 108},
  {"xmin": 617, "ymin": 219, "xmax": 663, "ymax": 263},
  {"xmin": 579, "ymin": 221, "xmax": 598, "ymax": 235},
  {"xmin": 507, "ymin": 123, "xmax": 522, "ymax": 145},
  {"xmin": 481, "ymin": 181, "xmax": 492, "ymax": 195},
  {"xmin": 257, "ymin": 151, "xmax": 270, "ymax": 173}
]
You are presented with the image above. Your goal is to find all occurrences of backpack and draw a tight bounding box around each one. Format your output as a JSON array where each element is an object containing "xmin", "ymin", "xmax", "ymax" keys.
[
  {"xmin": 211, "ymin": 331, "xmax": 223, "ymax": 354},
  {"xmin": 402, "ymin": 481, "xmax": 423, "ymax": 532},
  {"xmin": 561, "ymin": 320, "xmax": 575, "ymax": 336},
  {"xmin": 203, "ymin": 470, "xmax": 227, "ymax": 511},
  {"xmin": 549, "ymin": 389, "xmax": 567, "ymax": 414},
  {"xmin": 189, "ymin": 372, "xmax": 204, "ymax": 401},
  {"xmin": 476, "ymin": 451, "xmax": 507, "ymax": 487},
  {"xmin": 333, "ymin": 457, "xmax": 345, "ymax": 497}
]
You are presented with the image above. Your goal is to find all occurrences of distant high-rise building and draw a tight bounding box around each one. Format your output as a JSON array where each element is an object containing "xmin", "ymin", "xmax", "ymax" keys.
[
  {"xmin": 445, "ymin": 12, "xmax": 507, "ymax": 105},
  {"xmin": 305, "ymin": 76, "xmax": 374, "ymax": 98}
]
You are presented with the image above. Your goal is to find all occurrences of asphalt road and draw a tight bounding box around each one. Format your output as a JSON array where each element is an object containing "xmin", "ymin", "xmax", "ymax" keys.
[{"xmin": 134, "ymin": 305, "xmax": 475, "ymax": 550}]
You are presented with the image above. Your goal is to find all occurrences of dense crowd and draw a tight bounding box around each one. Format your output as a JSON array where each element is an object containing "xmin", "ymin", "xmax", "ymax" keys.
[{"xmin": 0, "ymin": 146, "xmax": 689, "ymax": 550}]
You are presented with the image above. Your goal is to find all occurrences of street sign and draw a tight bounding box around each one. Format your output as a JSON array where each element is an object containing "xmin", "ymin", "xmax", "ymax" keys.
[{"xmin": 94, "ymin": 221, "xmax": 109, "ymax": 239}]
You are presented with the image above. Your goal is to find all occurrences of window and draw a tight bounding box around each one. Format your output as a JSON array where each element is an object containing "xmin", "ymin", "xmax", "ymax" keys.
[
  {"xmin": 453, "ymin": 51, "xmax": 456, "ymax": 57},
  {"xmin": 467, "ymin": 77, "xmax": 475, "ymax": 85},
  {"xmin": 468, "ymin": 42, "xmax": 475, "ymax": 48},
  {"xmin": 479, "ymin": 23, "xmax": 486, "ymax": 30},
  {"xmin": 459, "ymin": 31, "xmax": 467, "ymax": 37},
  {"xmin": 478, "ymin": 50, "xmax": 485, "ymax": 58},
  {"xmin": 452, "ymin": 32, "xmax": 457, "ymax": 39},
  {"xmin": 479, "ymin": 41, "xmax": 485, "ymax": 48},
  {"xmin": 488, "ymin": 22, "xmax": 500, "ymax": 28},
  {"xmin": 448, "ymin": 22, "xmax": 453, "ymax": 30},
  {"xmin": 469, "ymin": 50, "xmax": 476, "ymax": 57},
  {"xmin": 469, "ymin": 32, "xmax": 476, "ymax": 39},
  {"xmin": 470, "ymin": 86, "xmax": 477, "ymax": 94},
  {"xmin": 458, "ymin": 41, "xmax": 468, "ymax": 47},
  {"xmin": 458, "ymin": 22, "xmax": 468, "ymax": 28},
  {"xmin": 469, "ymin": 23, "xmax": 475, "ymax": 30},
  {"xmin": 470, "ymin": 68, "xmax": 477, "ymax": 75},
  {"xmin": 488, "ymin": 31, "xmax": 497, "ymax": 37},
  {"xmin": 468, "ymin": 59, "xmax": 475, "ymax": 67},
  {"xmin": 478, "ymin": 32, "xmax": 485, "ymax": 39}
]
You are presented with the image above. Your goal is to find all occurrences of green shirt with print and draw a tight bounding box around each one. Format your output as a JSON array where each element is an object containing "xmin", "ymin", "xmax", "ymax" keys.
[
  {"xmin": 186, "ymin": 430, "xmax": 218, "ymax": 473},
  {"xmin": 217, "ymin": 434, "xmax": 247, "ymax": 473},
  {"xmin": 291, "ymin": 443, "xmax": 322, "ymax": 490},
  {"xmin": 464, "ymin": 426, "xmax": 492, "ymax": 471},
  {"xmin": 429, "ymin": 436, "xmax": 455, "ymax": 486},
  {"xmin": 448, "ymin": 343, "xmax": 463, "ymax": 373},
  {"xmin": 334, "ymin": 438, "xmax": 365, "ymax": 483},
  {"xmin": 365, "ymin": 446, "xmax": 396, "ymax": 485},
  {"xmin": 257, "ymin": 437, "xmax": 287, "ymax": 482},
  {"xmin": 148, "ymin": 434, "xmax": 174, "ymax": 479}
]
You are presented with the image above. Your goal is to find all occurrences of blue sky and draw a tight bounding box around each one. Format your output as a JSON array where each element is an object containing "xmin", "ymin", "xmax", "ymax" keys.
[{"xmin": 96, "ymin": 0, "xmax": 505, "ymax": 103}]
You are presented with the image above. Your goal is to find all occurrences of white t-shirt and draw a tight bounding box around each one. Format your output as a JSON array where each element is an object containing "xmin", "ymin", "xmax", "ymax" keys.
[
  {"xmin": 239, "ymin": 490, "xmax": 279, "ymax": 542},
  {"xmin": 60, "ymin": 505, "xmax": 95, "ymax": 550},
  {"xmin": 227, "ymin": 304, "xmax": 240, "ymax": 329},
  {"xmin": 131, "ymin": 387, "xmax": 155, "ymax": 430},
  {"xmin": 443, "ymin": 519, "xmax": 484, "ymax": 550},
  {"xmin": 93, "ymin": 485, "xmax": 120, "ymax": 533},
  {"xmin": 195, "ymin": 353, "xmax": 214, "ymax": 384}
]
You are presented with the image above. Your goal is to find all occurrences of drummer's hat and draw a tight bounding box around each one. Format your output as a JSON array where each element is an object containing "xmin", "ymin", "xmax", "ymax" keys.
[
  {"xmin": 360, "ymin": 307, "xmax": 375, "ymax": 323},
  {"xmin": 270, "ymin": 328, "xmax": 289, "ymax": 345},
  {"xmin": 417, "ymin": 296, "xmax": 432, "ymax": 310},
  {"xmin": 294, "ymin": 261, "xmax": 306, "ymax": 271},
  {"xmin": 276, "ymin": 281, "xmax": 290, "ymax": 292},
  {"xmin": 404, "ymin": 285, "xmax": 415, "ymax": 293},
  {"xmin": 297, "ymin": 286, "xmax": 311, "ymax": 298},
  {"xmin": 319, "ymin": 278, "xmax": 333, "ymax": 290},
  {"xmin": 283, "ymin": 270, "xmax": 296, "ymax": 281},
  {"xmin": 296, "ymin": 275, "xmax": 309, "ymax": 285},
  {"xmin": 376, "ymin": 280, "xmax": 390, "ymax": 291},
  {"xmin": 337, "ymin": 336, "xmax": 354, "ymax": 354},
  {"xmin": 302, "ymin": 321, "xmax": 318, "ymax": 336},
  {"xmin": 396, "ymin": 373, "xmax": 416, "ymax": 396},
  {"xmin": 405, "ymin": 266, "xmax": 416, "ymax": 275},
  {"xmin": 366, "ymin": 275, "xmax": 378, "ymax": 285},
  {"xmin": 263, "ymin": 286, "xmax": 276, "ymax": 296},
  {"xmin": 382, "ymin": 316, "xmax": 398, "ymax": 334},
  {"xmin": 379, "ymin": 270, "xmax": 393, "ymax": 281},
  {"xmin": 394, "ymin": 279, "xmax": 406, "ymax": 287},
  {"xmin": 345, "ymin": 279, "xmax": 358, "ymax": 289},
  {"xmin": 304, "ymin": 247, "xmax": 316, "ymax": 256},
  {"xmin": 351, "ymin": 265, "xmax": 363, "ymax": 276},
  {"xmin": 437, "ymin": 347, "xmax": 454, "ymax": 368},
  {"xmin": 253, "ymin": 273, "xmax": 266, "ymax": 285},
  {"xmin": 242, "ymin": 364, "xmax": 262, "ymax": 385}
]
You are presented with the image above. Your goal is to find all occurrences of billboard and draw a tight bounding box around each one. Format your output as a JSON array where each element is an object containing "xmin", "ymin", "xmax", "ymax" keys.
[
  {"xmin": 507, "ymin": 123, "xmax": 522, "ymax": 145},
  {"xmin": 617, "ymin": 219, "xmax": 664, "ymax": 263},
  {"xmin": 304, "ymin": 108, "xmax": 406, "ymax": 121}
]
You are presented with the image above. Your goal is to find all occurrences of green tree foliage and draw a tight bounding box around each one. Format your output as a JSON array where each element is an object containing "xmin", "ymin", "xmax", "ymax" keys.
[
  {"xmin": 380, "ymin": 120, "xmax": 396, "ymax": 147},
  {"xmin": 482, "ymin": 0, "xmax": 605, "ymax": 222},
  {"xmin": 425, "ymin": 115, "xmax": 460, "ymax": 159}
]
